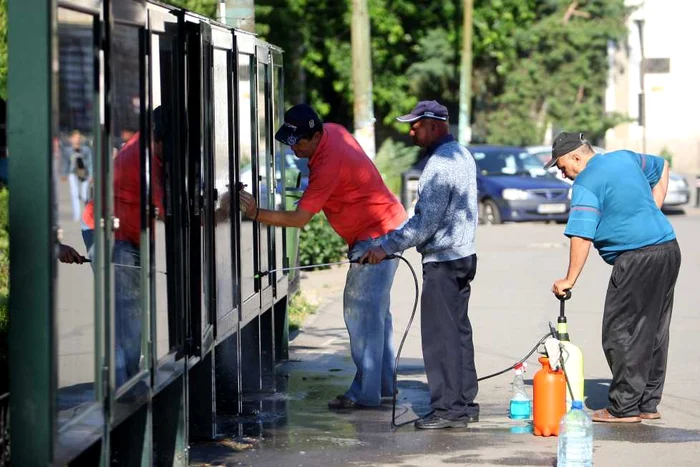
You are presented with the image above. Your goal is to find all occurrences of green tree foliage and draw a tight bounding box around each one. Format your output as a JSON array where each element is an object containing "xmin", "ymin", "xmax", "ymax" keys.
[
  {"xmin": 254, "ymin": 0, "xmax": 629, "ymax": 147},
  {"xmin": 374, "ymin": 138, "xmax": 419, "ymax": 195},
  {"xmin": 485, "ymin": 0, "xmax": 630, "ymax": 145},
  {"xmin": 167, "ymin": 0, "xmax": 218, "ymax": 18},
  {"xmin": 0, "ymin": 0, "xmax": 630, "ymax": 146}
]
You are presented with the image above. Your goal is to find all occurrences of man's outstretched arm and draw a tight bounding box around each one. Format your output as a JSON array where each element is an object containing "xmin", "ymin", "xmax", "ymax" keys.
[
  {"xmin": 239, "ymin": 190, "xmax": 314, "ymax": 228},
  {"xmin": 552, "ymin": 236, "xmax": 592, "ymax": 296}
]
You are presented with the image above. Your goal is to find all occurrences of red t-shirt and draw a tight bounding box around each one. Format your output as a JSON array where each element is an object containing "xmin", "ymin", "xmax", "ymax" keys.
[
  {"xmin": 82, "ymin": 132, "xmax": 164, "ymax": 247},
  {"xmin": 298, "ymin": 123, "xmax": 407, "ymax": 246}
]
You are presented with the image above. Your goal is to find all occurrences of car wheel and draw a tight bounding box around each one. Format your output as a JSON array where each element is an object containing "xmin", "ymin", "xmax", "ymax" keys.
[{"xmin": 480, "ymin": 199, "xmax": 502, "ymax": 225}]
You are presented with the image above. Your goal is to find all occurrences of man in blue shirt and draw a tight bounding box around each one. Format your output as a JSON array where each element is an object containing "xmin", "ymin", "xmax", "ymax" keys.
[{"xmin": 547, "ymin": 132, "xmax": 681, "ymax": 423}]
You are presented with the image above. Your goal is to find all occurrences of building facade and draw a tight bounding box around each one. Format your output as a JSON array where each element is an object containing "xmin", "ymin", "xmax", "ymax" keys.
[{"xmin": 605, "ymin": 0, "xmax": 700, "ymax": 175}]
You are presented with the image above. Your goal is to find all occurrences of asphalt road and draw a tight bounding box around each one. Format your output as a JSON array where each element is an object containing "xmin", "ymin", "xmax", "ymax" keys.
[{"xmin": 191, "ymin": 210, "xmax": 700, "ymax": 466}]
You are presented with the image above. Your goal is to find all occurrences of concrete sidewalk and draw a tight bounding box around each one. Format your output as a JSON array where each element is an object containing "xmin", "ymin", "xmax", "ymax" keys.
[{"xmin": 191, "ymin": 215, "xmax": 700, "ymax": 466}]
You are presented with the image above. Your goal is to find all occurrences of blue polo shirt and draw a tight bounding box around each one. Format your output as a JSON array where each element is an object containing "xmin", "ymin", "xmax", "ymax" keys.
[{"xmin": 564, "ymin": 150, "xmax": 675, "ymax": 264}]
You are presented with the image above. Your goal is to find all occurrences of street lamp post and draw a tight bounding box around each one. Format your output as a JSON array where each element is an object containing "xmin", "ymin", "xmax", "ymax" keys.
[{"xmin": 634, "ymin": 18, "xmax": 646, "ymax": 154}]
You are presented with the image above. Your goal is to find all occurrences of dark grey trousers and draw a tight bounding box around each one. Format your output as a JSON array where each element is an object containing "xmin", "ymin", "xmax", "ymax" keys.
[
  {"xmin": 421, "ymin": 254, "xmax": 479, "ymax": 421},
  {"xmin": 603, "ymin": 239, "xmax": 681, "ymax": 417}
]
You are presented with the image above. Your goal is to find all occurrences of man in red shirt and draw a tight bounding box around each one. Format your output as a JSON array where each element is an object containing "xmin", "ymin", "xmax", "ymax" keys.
[
  {"xmin": 239, "ymin": 104, "xmax": 407, "ymax": 409},
  {"xmin": 81, "ymin": 107, "xmax": 166, "ymax": 386}
]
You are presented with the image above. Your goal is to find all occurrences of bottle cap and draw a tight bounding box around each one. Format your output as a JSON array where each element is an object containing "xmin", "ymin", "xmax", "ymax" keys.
[{"xmin": 572, "ymin": 400, "xmax": 583, "ymax": 410}]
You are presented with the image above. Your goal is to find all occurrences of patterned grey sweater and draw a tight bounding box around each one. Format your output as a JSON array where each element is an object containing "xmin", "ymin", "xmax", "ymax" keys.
[{"xmin": 381, "ymin": 136, "xmax": 478, "ymax": 263}]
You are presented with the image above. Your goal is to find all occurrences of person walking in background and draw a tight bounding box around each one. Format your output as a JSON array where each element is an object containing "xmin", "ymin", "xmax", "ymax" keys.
[{"xmin": 60, "ymin": 130, "xmax": 92, "ymax": 221}]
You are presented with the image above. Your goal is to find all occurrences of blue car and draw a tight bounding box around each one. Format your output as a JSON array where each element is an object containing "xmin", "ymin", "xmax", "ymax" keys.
[
  {"xmin": 470, "ymin": 145, "xmax": 571, "ymax": 224},
  {"xmin": 402, "ymin": 144, "xmax": 571, "ymax": 224}
]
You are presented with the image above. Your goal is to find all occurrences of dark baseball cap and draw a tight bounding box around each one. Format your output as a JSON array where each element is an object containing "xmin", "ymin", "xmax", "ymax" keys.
[
  {"xmin": 544, "ymin": 132, "xmax": 588, "ymax": 169},
  {"xmin": 274, "ymin": 104, "xmax": 323, "ymax": 146},
  {"xmin": 396, "ymin": 100, "xmax": 448, "ymax": 123}
]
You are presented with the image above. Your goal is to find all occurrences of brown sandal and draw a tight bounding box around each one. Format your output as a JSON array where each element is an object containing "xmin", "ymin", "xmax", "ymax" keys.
[
  {"xmin": 591, "ymin": 408, "xmax": 642, "ymax": 423},
  {"xmin": 328, "ymin": 395, "xmax": 364, "ymax": 410},
  {"xmin": 639, "ymin": 412, "xmax": 661, "ymax": 420}
]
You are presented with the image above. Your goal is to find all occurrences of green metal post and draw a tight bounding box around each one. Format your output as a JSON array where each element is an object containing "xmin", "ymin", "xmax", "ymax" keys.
[{"xmin": 8, "ymin": 0, "xmax": 55, "ymax": 464}]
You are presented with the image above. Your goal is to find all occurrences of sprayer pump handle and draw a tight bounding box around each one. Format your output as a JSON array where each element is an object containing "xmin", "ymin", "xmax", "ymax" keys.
[{"xmin": 558, "ymin": 289, "xmax": 572, "ymax": 301}]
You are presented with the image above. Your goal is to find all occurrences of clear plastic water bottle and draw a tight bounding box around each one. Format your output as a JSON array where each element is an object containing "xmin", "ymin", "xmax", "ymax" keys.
[
  {"xmin": 557, "ymin": 400, "xmax": 593, "ymax": 466},
  {"xmin": 509, "ymin": 363, "xmax": 531, "ymax": 419}
]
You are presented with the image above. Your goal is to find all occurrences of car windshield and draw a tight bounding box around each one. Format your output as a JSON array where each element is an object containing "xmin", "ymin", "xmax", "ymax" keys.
[{"xmin": 471, "ymin": 148, "xmax": 551, "ymax": 178}]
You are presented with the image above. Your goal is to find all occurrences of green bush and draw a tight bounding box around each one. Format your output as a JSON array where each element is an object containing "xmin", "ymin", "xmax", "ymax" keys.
[
  {"xmin": 287, "ymin": 292, "xmax": 318, "ymax": 332},
  {"xmin": 374, "ymin": 138, "xmax": 420, "ymax": 195},
  {"xmin": 298, "ymin": 213, "xmax": 346, "ymax": 269}
]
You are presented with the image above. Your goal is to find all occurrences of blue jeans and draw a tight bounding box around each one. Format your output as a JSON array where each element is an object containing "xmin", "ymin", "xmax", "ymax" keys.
[
  {"xmin": 113, "ymin": 240, "xmax": 142, "ymax": 386},
  {"xmin": 82, "ymin": 233, "xmax": 142, "ymax": 386},
  {"xmin": 343, "ymin": 238, "xmax": 400, "ymax": 406}
]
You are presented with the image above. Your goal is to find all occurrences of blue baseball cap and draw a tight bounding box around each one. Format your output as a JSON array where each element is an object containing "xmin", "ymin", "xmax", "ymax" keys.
[
  {"xmin": 396, "ymin": 100, "xmax": 449, "ymax": 123},
  {"xmin": 274, "ymin": 104, "xmax": 323, "ymax": 146}
]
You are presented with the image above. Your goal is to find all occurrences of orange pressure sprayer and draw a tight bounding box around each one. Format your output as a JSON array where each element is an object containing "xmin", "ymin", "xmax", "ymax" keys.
[{"xmin": 533, "ymin": 356, "xmax": 567, "ymax": 437}]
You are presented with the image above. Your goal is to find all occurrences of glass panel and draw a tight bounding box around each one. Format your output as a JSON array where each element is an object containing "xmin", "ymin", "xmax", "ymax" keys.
[
  {"xmin": 55, "ymin": 7, "xmax": 97, "ymax": 424},
  {"xmin": 110, "ymin": 23, "xmax": 145, "ymax": 388},
  {"xmin": 150, "ymin": 31, "xmax": 175, "ymax": 361},
  {"xmin": 257, "ymin": 62, "xmax": 270, "ymax": 287},
  {"xmin": 212, "ymin": 48, "xmax": 235, "ymax": 320},
  {"xmin": 238, "ymin": 53, "xmax": 255, "ymax": 301},
  {"xmin": 200, "ymin": 32, "xmax": 212, "ymax": 336},
  {"xmin": 272, "ymin": 64, "xmax": 285, "ymax": 275}
]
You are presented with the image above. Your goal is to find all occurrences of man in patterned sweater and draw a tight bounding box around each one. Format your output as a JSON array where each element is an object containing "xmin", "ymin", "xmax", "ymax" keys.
[{"xmin": 362, "ymin": 100, "xmax": 480, "ymax": 429}]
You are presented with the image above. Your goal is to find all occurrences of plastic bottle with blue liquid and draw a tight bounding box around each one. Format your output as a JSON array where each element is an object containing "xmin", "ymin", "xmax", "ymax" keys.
[{"xmin": 509, "ymin": 363, "xmax": 531, "ymax": 419}]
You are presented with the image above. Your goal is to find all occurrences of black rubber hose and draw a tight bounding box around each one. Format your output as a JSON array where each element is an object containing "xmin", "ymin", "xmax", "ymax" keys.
[{"xmin": 389, "ymin": 252, "xmax": 556, "ymax": 430}]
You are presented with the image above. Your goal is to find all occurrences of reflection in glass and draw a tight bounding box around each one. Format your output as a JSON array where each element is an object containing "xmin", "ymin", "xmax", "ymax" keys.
[
  {"xmin": 238, "ymin": 54, "xmax": 255, "ymax": 301},
  {"xmin": 55, "ymin": 7, "xmax": 97, "ymax": 424},
  {"xmin": 272, "ymin": 65, "xmax": 285, "ymax": 273},
  {"xmin": 257, "ymin": 62, "xmax": 270, "ymax": 287},
  {"xmin": 110, "ymin": 24, "xmax": 145, "ymax": 388},
  {"xmin": 150, "ymin": 32, "xmax": 175, "ymax": 361},
  {"xmin": 212, "ymin": 48, "xmax": 235, "ymax": 320}
]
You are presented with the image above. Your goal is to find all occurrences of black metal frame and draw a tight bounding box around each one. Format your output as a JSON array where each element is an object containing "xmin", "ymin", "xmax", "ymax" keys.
[{"xmin": 8, "ymin": 1, "xmax": 292, "ymax": 464}]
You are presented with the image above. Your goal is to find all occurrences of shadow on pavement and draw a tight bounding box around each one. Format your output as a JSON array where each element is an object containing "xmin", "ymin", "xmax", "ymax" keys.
[{"xmin": 584, "ymin": 378, "xmax": 611, "ymax": 410}]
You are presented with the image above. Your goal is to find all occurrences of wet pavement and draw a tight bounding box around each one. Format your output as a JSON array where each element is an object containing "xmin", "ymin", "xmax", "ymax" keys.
[{"xmin": 191, "ymin": 212, "xmax": 700, "ymax": 466}]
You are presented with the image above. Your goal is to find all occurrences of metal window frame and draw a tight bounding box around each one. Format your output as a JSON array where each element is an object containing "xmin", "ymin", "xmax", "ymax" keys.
[
  {"xmin": 52, "ymin": 4, "xmax": 107, "ymax": 463},
  {"xmin": 236, "ymin": 32, "xmax": 262, "ymax": 328},
  {"xmin": 210, "ymin": 24, "xmax": 239, "ymax": 344},
  {"xmin": 146, "ymin": 0, "xmax": 187, "ymax": 396}
]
